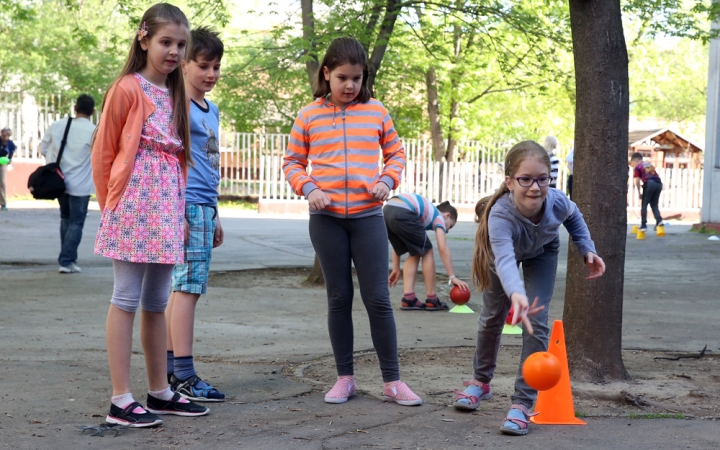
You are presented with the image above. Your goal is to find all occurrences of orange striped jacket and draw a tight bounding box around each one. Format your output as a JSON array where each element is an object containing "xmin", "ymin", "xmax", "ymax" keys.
[{"xmin": 283, "ymin": 98, "xmax": 406, "ymax": 218}]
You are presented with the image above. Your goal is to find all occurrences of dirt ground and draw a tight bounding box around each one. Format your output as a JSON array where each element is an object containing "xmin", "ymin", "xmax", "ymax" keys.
[{"xmin": 211, "ymin": 268, "xmax": 720, "ymax": 421}]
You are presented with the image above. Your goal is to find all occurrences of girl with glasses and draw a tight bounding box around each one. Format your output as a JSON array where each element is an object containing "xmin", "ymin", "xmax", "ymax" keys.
[{"xmin": 452, "ymin": 140, "xmax": 605, "ymax": 436}]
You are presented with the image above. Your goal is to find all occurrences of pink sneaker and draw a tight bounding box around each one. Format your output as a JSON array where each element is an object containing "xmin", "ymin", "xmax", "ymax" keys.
[
  {"xmin": 382, "ymin": 381, "xmax": 422, "ymax": 406},
  {"xmin": 324, "ymin": 376, "xmax": 356, "ymax": 404}
]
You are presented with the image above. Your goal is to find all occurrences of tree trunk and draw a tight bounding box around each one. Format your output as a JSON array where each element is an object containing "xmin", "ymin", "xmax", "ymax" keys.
[
  {"xmin": 306, "ymin": 252, "xmax": 325, "ymax": 284},
  {"xmin": 445, "ymin": 16, "xmax": 463, "ymax": 162},
  {"xmin": 564, "ymin": 0, "xmax": 630, "ymax": 381},
  {"xmin": 426, "ymin": 66, "xmax": 446, "ymax": 162},
  {"xmin": 367, "ymin": 0, "xmax": 401, "ymax": 92},
  {"xmin": 301, "ymin": 0, "xmax": 319, "ymax": 87},
  {"xmin": 446, "ymin": 99, "xmax": 460, "ymax": 162}
]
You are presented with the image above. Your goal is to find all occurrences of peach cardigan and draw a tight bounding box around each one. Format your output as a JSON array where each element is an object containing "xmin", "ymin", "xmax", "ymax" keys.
[{"xmin": 91, "ymin": 74, "xmax": 187, "ymax": 211}]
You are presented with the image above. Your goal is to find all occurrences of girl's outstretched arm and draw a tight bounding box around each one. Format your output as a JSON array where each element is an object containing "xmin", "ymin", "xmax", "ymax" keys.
[
  {"xmin": 584, "ymin": 252, "xmax": 605, "ymax": 280},
  {"xmin": 509, "ymin": 293, "xmax": 544, "ymax": 334}
]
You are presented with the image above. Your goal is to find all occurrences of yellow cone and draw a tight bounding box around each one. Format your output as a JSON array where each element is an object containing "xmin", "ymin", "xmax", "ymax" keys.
[
  {"xmin": 656, "ymin": 225, "xmax": 665, "ymax": 237},
  {"xmin": 636, "ymin": 229, "xmax": 645, "ymax": 240},
  {"xmin": 631, "ymin": 225, "xmax": 638, "ymax": 234},
  {"xmin": 502, "ymin": 324, "xmax": 523, "ymax": 334}
]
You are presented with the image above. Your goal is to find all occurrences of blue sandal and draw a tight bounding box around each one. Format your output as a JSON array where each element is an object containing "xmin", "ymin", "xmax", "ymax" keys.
[
  {"xmin": 401, "ymin": 298, "xmax": 426, "ymax": 310},
  {"xmin": 499, "ymin": 404, "xmax": 538, "ymax": 436},
  {"xmin": 453, "ymin": 380, "xmax": 492, "ymax": 411}
]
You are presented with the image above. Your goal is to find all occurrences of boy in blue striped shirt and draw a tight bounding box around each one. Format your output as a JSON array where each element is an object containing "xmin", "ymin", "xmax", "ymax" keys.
[{"xmin": 383, "ymin": 193, "xmax": 469, "ymax": 310}]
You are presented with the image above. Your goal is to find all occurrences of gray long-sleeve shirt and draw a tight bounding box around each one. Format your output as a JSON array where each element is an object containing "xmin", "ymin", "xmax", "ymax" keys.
[{"xmin": 488, "ymin": 188, "xmax": 596, "ymax": 298}]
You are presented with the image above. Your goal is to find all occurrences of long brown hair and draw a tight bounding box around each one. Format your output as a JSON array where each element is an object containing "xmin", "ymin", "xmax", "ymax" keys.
[
  {"xmin": 471, "ymin": 140, "xmax": 550, "ymax": 291},
  {"xmin": 100, "ymin": 3, "xmax": 192, "ymax": 167},
  {"xmin": 313, "ymin": 37, "xmax": 372, "ymax": 103}
]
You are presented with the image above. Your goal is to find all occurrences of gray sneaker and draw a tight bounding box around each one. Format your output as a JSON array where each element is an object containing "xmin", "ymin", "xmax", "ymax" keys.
[
  {"xmin": 69, "ymin": 263, "xmax": 82, "ymax": 273},
  {"xmin": 58, "ymin": 266, "xmax": 75, "ymax": 274}
]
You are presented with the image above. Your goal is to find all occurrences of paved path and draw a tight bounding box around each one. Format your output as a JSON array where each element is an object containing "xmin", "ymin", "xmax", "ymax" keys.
[{"xmin": 0, "ymin": 203, "xmax": 718, "ymax": 449}]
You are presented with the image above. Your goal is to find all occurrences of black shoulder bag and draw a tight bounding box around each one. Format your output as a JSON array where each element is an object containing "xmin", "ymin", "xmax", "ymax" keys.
[{"xmin": 28, "ymin": 117, "xmax": 73, "ymax": 200}]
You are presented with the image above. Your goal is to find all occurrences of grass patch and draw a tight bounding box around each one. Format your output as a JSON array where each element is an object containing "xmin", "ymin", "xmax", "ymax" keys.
[
  {"xmin": 627, "ymin": 413, "xmax": 685, "ymax": 420},
  {"xmin": 217, "ymin": 198, "xmax": 258, "ymax": 211},
  {"xmin": 690, "ymin": 224, "xmax": 718, "ymax": 235},
  {"xmin": 575, "ymin": 411, "xmax": 587, "ymax": 418}
]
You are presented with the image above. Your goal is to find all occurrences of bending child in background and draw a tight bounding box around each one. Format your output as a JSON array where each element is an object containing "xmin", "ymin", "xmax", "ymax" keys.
[
  {"xmin": 452, "ymin": 141, "xmax": 605, "ymax": 436},
  {"xmin": 92, "ymin": 3, "xmax": 208, "ymax": 428},
  {"xmin": 383, "ymin": 193, "xmax": 469, "ymax": 311},
  {"xmin": 283, "ymin": 37, "xmax": 422, "ymax": 407},
  {"xmin": 630, "ymin": 152, "xmax": 664, "ymax": 231},
  {"xmin": 165, "ymin": 26, "xmax": 226, "ymax": 403}
]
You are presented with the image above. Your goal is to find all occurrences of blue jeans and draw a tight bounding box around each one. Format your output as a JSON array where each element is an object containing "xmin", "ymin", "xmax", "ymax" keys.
[
  {"xmin": 472, "ymin": 237, "xmax": 559, "ymax": 409},
  {"xmin": 641, "ymin": 180, "xmax": 663, "ymax": 228},
  {"xmin": 58, "ymin": 193, "xmax": 90, "ymax": 266}
]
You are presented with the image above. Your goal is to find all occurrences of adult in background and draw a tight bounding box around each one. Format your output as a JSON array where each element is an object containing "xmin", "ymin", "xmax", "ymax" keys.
[
  {"xmin": 0, "ymin": 127, "xmax": 16, "ymax": 211},
  {"xmin": 40, "ymin": 94, "xmax": 96, "ymax": 273},
  {"xmin": 542, "ymin": 135, "xmax": 560, "ymax": 189},
  {"xmin": 565, "ymin": 147, "xmax": 574, "ymax": 199}
]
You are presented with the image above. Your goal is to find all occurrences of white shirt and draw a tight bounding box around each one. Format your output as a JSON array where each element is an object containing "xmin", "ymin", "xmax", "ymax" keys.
[
  {"xmin": 40, "ymin": 116, "xmax": 96, "ymax": 196},
  {"xmin": 566, "ymin": 149, "xmax": 574, "ymax": 175}
]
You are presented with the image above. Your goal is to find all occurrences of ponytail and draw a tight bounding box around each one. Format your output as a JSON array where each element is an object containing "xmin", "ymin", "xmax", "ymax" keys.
[{"xmin": 471, "ymin": 182, "xmax": 510, "ymax": 291}]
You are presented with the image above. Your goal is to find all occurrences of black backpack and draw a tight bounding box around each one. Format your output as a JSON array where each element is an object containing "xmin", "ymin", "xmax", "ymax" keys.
[{"xmin": 28, "ymin": 117, "xmax": 73, "ymax": 200}]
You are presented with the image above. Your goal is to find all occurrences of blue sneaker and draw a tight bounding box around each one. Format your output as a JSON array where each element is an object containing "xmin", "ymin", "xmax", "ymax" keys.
[
  {"xmin": 453, "ymin": 380, "xmax": 492, "ymax": 411},
  {"xmin": 171, "ymin": 374, "xmax": 225, "ymax": 402}
]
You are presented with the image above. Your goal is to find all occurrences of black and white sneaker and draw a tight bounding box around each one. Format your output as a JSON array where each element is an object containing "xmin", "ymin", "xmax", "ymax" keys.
[
  {"xmin": 106, "ymin": 402, "xmax": 163, "ymax": 428},
  {"xmin": 171, "ymin": 374, "xmax": 226, "ymax": 402},
  {"xmin": 146, "ymin": 392, "xmax": 209, "ymax": 416}
]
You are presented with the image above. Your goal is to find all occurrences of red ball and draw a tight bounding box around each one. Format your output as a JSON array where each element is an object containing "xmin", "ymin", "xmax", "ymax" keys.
[
  {"xmin": 522, "ymin": 352, "xmax": 562, "ymax": 391},
  {"xmin": 506, "ymin": 306, "xmax": 515, "ymax": 325},
  {"xmin": 449, "ymin": 286, "xmax": 471, "ymax": 305}
]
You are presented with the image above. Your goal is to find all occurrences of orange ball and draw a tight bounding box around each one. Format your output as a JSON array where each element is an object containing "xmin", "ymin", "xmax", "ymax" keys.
[
  {"xmin": 522, "ymin": 352, "xmax": 562, "ymax": 391},
  {"xmin": 449, "ymin": 286, "xmax": 471, "ymax": 305}
]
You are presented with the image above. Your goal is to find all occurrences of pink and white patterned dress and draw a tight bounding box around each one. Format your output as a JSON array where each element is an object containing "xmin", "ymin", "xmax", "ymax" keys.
[{"xmin": 94, "ymin": 73, "xmax": 185, "ymax": 264}]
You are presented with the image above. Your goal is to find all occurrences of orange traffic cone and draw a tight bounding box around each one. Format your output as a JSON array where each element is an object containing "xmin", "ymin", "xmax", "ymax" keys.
[{"xmin": 530, "ymin": 320, "xmax": 586, "ymax": 425}]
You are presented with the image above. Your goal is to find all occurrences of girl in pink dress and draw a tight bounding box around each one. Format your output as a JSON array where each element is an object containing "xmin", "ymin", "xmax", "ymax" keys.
[{"xmin": 91, "ymin": 3, "xmax": 208, "ymax": 428}]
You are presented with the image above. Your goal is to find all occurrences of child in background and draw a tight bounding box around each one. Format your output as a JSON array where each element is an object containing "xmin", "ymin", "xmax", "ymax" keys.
[
  {"xmin": 630, "ymin": 152, "xmax": 663, "ymax": 231},
  {"xmin": 92, "ymin": 3, "xmax": 208, "ymax": 427},
  {"xmin": 383, "ymin": 193, "xmax": 469, "ymax": 310},
  {"xmin": 452, "ymin": 141, "xmax": 605, "ymax": 436},
  {"xmin": 166, "ymin": 26, "xmax": 226, "ymax": 402},
  {"xmin": 283, "ymin": 37, "xmax": 421, "ymax": 406}
]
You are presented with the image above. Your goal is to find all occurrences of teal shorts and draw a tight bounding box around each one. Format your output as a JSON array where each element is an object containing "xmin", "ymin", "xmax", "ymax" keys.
[{"xmin": 172, "ymin": 204, "xmax": 216, "ymax": 295}]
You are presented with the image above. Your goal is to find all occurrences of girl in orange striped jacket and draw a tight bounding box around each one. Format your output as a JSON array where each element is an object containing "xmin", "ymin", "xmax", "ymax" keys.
[{"xmin": 283, "ymin": 37, "xmax": 421, "ymax": 406}]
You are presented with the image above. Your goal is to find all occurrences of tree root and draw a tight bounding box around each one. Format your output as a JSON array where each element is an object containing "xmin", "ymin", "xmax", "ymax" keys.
[
  {"xmin": 575, "ymin": 390, "xmax": 681, "ymax": 412},
  {"xmin": 654, "ymin": 345, "xmax": 707, "ymax": 361}
]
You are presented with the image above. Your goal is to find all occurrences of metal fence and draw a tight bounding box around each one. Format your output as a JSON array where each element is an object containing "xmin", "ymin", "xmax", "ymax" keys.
[{"xmin": 1, "ymin": 98, "xmax": 702, "ymax": 212}]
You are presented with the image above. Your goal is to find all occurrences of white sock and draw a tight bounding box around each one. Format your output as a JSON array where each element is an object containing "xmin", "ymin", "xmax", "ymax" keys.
[
  {"xmin": 149, "ymin": 386, "xmax": 188, "ymax": 403},
  {"xmin": 111, "ymin": 393, "xmax": 144, "ymax": 413}
]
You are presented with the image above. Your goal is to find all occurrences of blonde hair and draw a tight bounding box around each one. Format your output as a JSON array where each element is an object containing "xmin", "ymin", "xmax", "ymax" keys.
[
  {"xmin": 471, "ymin": 140, "xmax": 550, "ymax": 291},
  {"xmin": 100, "ymin": 3, "xmax": 192, "ymax": 167},
  {"xmin": 543, "ymin": 135, "xmax": 558, "ymax": 152}
]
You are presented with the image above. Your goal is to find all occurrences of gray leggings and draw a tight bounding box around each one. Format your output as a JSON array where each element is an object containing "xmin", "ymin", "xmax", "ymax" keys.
[
  {"xmin": 309, "ymin": 214, "xmax": 399, "ymax": 382},
  {"xmin": 110, "ymin": 259, "xmax": 174, "ymax": 313},
  {"xmin": 473, "ymin": 237, "xmax": 559, "ymax": 409}
]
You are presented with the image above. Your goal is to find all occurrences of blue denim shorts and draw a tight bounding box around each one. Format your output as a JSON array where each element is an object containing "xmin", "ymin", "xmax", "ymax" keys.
[{"xmin": 172, "ymin": 204, "xmax": 217, "ymax": 295}]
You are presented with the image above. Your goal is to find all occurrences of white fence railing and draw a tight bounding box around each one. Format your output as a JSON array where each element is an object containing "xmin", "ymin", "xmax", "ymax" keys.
[{"xmin": 1, "ymin": 98, "xmax": 702, "ymax": 212}]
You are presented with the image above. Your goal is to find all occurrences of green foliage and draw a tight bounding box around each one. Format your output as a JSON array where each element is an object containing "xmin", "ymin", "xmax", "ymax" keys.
[
  {"xmin": 0, "ymin": 0, "xmax": 714, "ymax": 150},
  {"xmin": 0, "ymin": 0, "xmax": 230, "ymax": 110}
]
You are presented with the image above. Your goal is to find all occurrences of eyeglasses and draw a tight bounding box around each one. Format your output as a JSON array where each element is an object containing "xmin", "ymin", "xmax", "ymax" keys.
[{"xmin": 514, "ymin": 177, "xmax": 553, "ymax": 188}]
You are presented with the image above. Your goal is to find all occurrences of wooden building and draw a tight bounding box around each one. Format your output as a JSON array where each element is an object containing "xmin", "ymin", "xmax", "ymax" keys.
[{"xmin": 628, "ymin": 129, "xmax": 703, "ymax": 169}]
